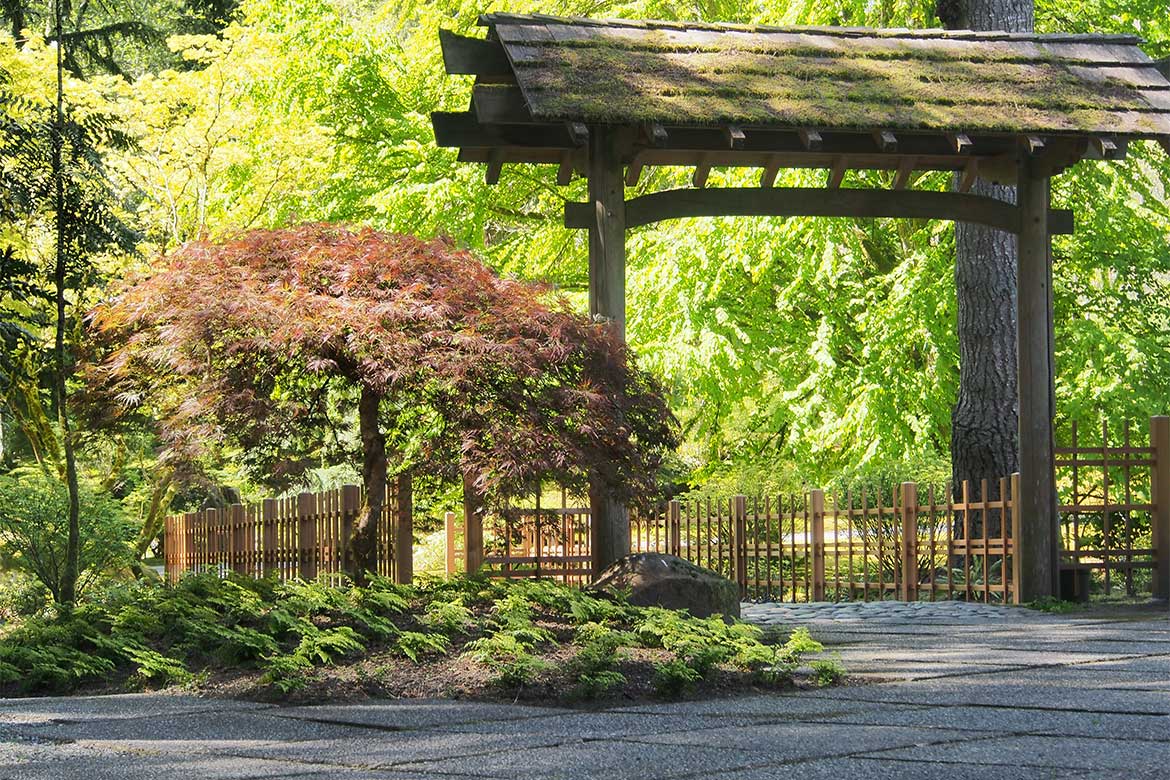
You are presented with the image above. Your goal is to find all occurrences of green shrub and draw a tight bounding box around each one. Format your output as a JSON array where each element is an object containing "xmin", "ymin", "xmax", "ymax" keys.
[
  {"xmin": 652, "ymin": 659, "xmax": 702, "ymax": 698},
  {"xmin": 0, "ymin": 468, "xmax": 137, "ymax": 604}
]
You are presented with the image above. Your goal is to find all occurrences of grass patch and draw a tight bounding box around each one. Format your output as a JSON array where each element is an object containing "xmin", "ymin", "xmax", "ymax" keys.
[{"xmin": 0, "ymin": 573, "xmax": 841, "ymax": 703}]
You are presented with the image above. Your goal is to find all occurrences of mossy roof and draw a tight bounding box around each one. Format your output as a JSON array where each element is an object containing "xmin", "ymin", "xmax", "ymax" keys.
[{"xmin": 480, "ymin": 13, "xmax": 1170, "ymax": 137}]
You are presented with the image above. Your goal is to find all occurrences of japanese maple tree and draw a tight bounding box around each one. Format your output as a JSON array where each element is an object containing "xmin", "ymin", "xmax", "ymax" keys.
[{"xmin": 91, "ymin": 224, "xmax": 678, "ymax": 577}]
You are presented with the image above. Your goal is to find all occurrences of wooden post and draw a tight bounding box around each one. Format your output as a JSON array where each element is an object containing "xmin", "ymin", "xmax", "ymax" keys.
[
  {"xmin": 1010, "ymin": 472, "xmax": 1023, "ymax": 604},
  {"xmin": 445, "ymin": 511, "xmax": 458, "ymax": 576},
  {"xmin": 260, "ymin": 498, "xmax": 277, "ymax": 577},
  {"xmin": 810, "ymin": 489, "xmax": 826, "ymax": 601},
  {"xmin": 587, "ymin": 124, "xmax": 630, "ymax": 576},
  {"xmin": 668, "ymin": 499, "xmax": 681, "ymax": 557},
  {"xmin": 394, "ymin": 473, "xmax": 413, "ymax": 585},
  {"xmin": 229, "ymin": 503, "xmax": 246, "ymax": 574},
  {"xmin": 298, "ymin": 492, "xmax": 317, "ymax": 580},
  {"xmin": 463, "ymin": 471, "xmax": 484, "ymax": 574},
  {"xmin": 1015, "ymin": 156, "xmax": 1058, "ymax": 601},
  {"xmin": 340, "ymin": 485, "xmax": 359, "ymax": 577},
  {"xmin": 1151, "ymin": 416, "xmax": 1170, "ymax": 601},
  {"xmin": 730, "ymin": 495, "xmax": 747, "ymax": 597},
  {"xmin": 900, "ymin": 482, "xmax": 919, "ymax": 602}
]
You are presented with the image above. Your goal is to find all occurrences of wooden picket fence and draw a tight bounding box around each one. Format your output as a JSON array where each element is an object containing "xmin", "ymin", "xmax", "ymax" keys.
[
  {"xmin": 449, "ymin": 416, "xmax": 1170, "ymax": 604},
  {"xmin": 453, "ymin": 477, "xmax": 1020, "ymax": 603},
  {"xmin": 163, "ymin": 476, "xmax": 412, "ymax": 584}
]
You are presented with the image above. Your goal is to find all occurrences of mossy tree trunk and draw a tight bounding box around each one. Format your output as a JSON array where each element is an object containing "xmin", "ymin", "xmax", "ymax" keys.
[
  {"xmin": 353, "ymin": 385, "xmax": 386, "ymax": 584},
  {"xmin": 946, "ymin": 0, "xmax": 1034, "ymax": 515}
]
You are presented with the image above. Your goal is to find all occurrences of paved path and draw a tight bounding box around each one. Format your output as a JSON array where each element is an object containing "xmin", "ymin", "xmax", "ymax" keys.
[{"xmin": 2, "ymin": 602, "xmax": 1168, "ymax": 779}]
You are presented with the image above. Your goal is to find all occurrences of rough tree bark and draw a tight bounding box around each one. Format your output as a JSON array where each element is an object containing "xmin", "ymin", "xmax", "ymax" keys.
[
  {"xmin": 941, "ymin": 0, "xmax": 1035, "ymax": 507},
  {"xmin": 353, "ymin": 385, "xmax": 387, "ymax": 583}
]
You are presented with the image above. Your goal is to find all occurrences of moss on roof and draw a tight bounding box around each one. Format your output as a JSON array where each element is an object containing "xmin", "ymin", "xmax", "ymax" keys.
[{"xmin": 489, "ymin": 16, "xmax": 1170, "ymax": 135}]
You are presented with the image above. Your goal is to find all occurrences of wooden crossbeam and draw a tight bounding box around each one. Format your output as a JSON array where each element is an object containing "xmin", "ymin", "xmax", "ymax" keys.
[
  {"xmin": 564, "ymin": 187, "xmax": 1075, "ymax": 235},
  {"xmin": 798, "ymin": 129, "xmax": 823, "ymax": 151},
  {"xmin": 438, "ymin": 29, "xmax": 511, "ymax": 77},
  {"xmin": 1092, "ymin": 137, "xmax": 1120, "ymax": 159},
  {"xmin": 828, "ymin": 157, "xmax": 847, "ymax": 188}
]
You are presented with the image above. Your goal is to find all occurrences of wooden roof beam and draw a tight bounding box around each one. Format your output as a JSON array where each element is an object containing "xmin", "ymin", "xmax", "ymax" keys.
[
  {"xmin": 948, "ymin": 133, "xmax": 973, "ymax": 154},
  {"xmin": 798, "ymin": 129, "xmax": 823, "ymax": 151},
  {"xmin": 438, "ymin": 29, "xmax": 511, "ymax": 77},
  {"xmin": 1022, "ymin": 135, "xmax": 1046, "ymax": 155},
  {"xmin": 873, "ymin": 130, "xmax": 898, "ymax": 153},
  {"xmin": 724, "ymin": 125, "xmax": 746, "ymax": 150},
  {"xmin": 1090, "ymin": 136, "xmax": 1122, "ymax": 160},
  {"xmin": 566, "ymin": 122, "xmax": 589, "ymax": 146},
  {"xmin": 643, "ymin": 122, "xmax": 668, "ymax": 147}
]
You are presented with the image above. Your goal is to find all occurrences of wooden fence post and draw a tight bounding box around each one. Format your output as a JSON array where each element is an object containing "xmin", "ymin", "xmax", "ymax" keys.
[
  {"xmin": 340, "ymin": 485, "xmax": 359, "ymax": 578},
  {"xmin": 1010, "ymin": 472, "xmax": 1023, "ymax": 604},
  {"xmin": 260, "ymin": 499, "xmax": 276, "ymax": 578},
  {"xmin": 298, "ymin": 492, "xmax": 317, "ymax": 580},
  {"xmin": 900, "ymin": 482, "xmax": 919, "ymax": 602},
  {"xmin": 1151, "ymin": 416, "xmax": 1170, "ymax": 602},
  {"xmin": 463, "ymin": 472, "xmax": 484, "ymax": 574},
  {"xmin": 394, "ymin": 473, "xmax": 414, "ymax": 585},
  {"xmin": 730, "ymin": 496, "xmax": 747, "ymax": 597},
  {"xmin": 229, "ymin": 503, "xmax": 246, "ymax": 574},
  {"xmin": 445, "ymin": 511, "xmax": 458, "ymax": 576},
  {"xmin": 668, "ymin": 500, "xmax": 681, "ymax": 557},
  {"xmin": 810, "ymin": 489, "xmax": 826, "ymax": 601}
]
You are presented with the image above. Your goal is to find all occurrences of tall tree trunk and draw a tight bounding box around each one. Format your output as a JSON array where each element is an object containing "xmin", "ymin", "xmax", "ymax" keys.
[
  {"xmin": 945, "ymin": 0, "xmax": 1034, "ymax": 510},
  {"xmin": 352, "ymin": 385, "xmax": 386, "ymax": 583},
  {"xmin": 53, "ymin": 0, "xmax": 82, "ymax": 607}
]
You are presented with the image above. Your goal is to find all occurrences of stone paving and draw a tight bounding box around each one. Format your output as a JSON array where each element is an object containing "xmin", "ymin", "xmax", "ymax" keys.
[{"xmin": 1, "ymin": 601, "xmax": 1168, "ymax": 779}]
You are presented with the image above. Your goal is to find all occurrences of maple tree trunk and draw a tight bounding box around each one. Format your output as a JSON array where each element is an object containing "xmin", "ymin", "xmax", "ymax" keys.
[
  {"xmin": 352, "ymin": 385, "xmax": 386, "ymax": 583},
  {"xmin": 947, "ymin": 0, "xmax": 1033, "ymax": 506}
]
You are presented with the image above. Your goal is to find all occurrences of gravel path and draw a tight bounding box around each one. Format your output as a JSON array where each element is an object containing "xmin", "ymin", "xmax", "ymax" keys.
[{"xmin": 2, "ymin": 601, "xmax": 1167, "ymax": 779}]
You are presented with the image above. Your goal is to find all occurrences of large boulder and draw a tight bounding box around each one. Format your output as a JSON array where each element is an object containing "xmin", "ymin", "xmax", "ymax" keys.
[{"xmin": 591, "ymin": 553, "xmax": 741, "ymax": 619}]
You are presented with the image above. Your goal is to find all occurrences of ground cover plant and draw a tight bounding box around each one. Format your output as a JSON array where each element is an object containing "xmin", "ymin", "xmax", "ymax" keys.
[{"xmin": 0, "ymin": 573, "xmax": 840, "ymax": 702}]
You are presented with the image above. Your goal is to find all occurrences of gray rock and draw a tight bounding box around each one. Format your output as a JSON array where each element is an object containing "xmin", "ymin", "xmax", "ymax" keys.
[{"xmin": 591, "ymin": 553, "xmax": 741, "ymax": 619}]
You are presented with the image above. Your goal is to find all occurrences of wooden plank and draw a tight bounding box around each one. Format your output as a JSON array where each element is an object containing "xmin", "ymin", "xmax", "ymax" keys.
[
  {"xmin": 394, "ymin": 473, "xmax": 413, "ymax": 585},
  {"xmin": 693, "ymin": 155, "xmax": 712, "ymax": 188},
  {"xmin": 760, "ymin": 155, "xmax": 781, "ymax": 187},
  {"xmin": 1137, "ymin": 90, "xmax": 1170, "ymax": 110},
  {"xmin": 557, "ymin": 150, "xmax": 575, "ymax": 185},
  {"xmin": 485, "ymin": 149, "xmax": 504, "ymax": 185},
  {"xmin": 439, "ymin": 29, "xmax": 511, "ymax": 76}
]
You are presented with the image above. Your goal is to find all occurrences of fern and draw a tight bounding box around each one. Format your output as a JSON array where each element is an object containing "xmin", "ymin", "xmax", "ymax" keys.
[{"xmin": 395, "ymin": 631, "xmax": 451, "ymax": 663}]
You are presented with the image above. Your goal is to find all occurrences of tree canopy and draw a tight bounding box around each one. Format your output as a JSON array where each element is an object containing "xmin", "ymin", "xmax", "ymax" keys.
[{"xmin": 93, "ymin": 223, "xmax": 679, "ymax": 504}]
